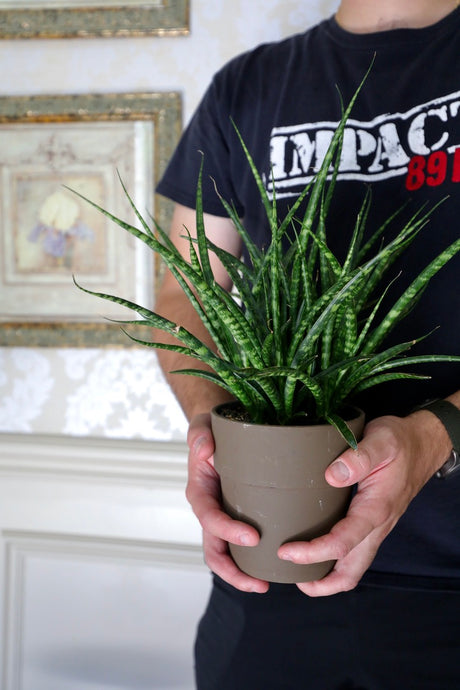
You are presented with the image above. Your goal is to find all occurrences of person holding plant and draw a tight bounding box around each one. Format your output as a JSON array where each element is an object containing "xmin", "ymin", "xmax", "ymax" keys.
[{"xmin": 154, "ymin": 1, "xmax": 460, "ymax": 687}]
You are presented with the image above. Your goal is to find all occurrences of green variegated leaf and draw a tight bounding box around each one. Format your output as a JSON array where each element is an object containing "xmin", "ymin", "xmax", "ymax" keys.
[
  {"xmin": 71, "ymin": 66, "xmax": 460, "ymax": 446},
  {"xmin": 352, "ymin": 372, "xmax": 430, "ymax": 395},
  {"xmin": 364, "ymin": 238, "xmax": 460, "ymax": 354},
  {"xmin": 325, "ymin": 413, "xmax": 358, "ymax": 450},
  {"xmin": 195, "ymin": 155, "xmax": 215, "ymax": 285},
  {"xmin": 372, "ymin": 354, "xmax": 460, "ymax": 372}
]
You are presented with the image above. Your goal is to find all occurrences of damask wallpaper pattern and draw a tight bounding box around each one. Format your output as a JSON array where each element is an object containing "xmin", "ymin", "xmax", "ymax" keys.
[
  {"xmin": 0, "ymin": 348, "xmax": 187, "ymax": 438},
  {"xmin": 0, "ymin": 0, "xmax": 339, "ymax": 439}
]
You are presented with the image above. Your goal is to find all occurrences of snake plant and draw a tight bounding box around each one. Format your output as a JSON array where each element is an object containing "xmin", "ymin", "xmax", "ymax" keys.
[{"xmin": 71, "ymin": 82, "xmax": 460, "ymax": 448}]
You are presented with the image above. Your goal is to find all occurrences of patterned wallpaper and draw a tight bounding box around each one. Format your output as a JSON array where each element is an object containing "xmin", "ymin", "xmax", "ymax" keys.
[{"xmin": 0, "ymin": 0, "xmax": 339, "ymax": 440}]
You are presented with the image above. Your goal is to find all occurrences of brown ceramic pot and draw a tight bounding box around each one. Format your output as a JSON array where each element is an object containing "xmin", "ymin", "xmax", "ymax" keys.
[{"xmin": 211, "ymin": 403, "xmax": 365, "ymax": 584}]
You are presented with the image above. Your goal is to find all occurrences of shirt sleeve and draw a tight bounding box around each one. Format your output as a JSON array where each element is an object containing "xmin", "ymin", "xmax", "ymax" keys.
[{"xmin": 156, "ymin": 68, "xmax": 245, "ymax": 218}]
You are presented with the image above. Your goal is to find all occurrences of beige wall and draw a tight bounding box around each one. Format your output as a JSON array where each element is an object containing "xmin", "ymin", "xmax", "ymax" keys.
[{"xmin": 0, "ymin": 0, "xmax": 339, "ymax": 440}]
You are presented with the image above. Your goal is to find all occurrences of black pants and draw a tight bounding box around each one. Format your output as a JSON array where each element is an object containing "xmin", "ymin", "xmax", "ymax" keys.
[{"xmin": 195, "ymin": 574, "xmax": 460, "ymax": 689}]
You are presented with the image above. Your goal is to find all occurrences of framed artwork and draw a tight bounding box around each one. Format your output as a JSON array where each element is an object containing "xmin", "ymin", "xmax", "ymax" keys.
[
  {"xmin": 0, "ymin": 0, "xmax": 189, "ymax": 39},
  {"xmin": 0, "ymin": 91, "xmax": 182, "ymax": 346}
]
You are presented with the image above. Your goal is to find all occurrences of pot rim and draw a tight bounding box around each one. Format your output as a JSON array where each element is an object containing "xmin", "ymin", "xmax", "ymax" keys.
[{"xmin": 211, "ymin": 400, "xmax": 364, "ymax": 430}]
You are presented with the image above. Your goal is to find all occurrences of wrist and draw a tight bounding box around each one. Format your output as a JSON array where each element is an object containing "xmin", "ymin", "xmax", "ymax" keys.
[
  {"xmin": 406, "ymin": 407, "xmax": 452, "ymax": 476},
  {"xmin": 418, "ymin": 399, "xmax": 460, "ymax": 479},
  {"xmin": 410, "ymin": 398, "xmax": 460, "ymax": 479}
]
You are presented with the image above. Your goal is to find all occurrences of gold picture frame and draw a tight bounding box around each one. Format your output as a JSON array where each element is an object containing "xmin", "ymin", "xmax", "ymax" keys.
[
  {"xmin": 0, "ymin": 91, "xmax": 182, "ymax": 347},
  {"xmin": 0, "ymin": 1, "xmax": 189, "ymax": 39}
]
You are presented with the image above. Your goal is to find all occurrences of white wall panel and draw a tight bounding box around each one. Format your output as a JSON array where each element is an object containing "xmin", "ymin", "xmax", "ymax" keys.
[{"xmin": 0, "ymin": 433, "xmax": 210, "ymax": 690}]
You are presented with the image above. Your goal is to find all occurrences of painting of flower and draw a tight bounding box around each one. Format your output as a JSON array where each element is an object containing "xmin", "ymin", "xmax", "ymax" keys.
[
  {"xmin": 14, "ymin": 173, "xmax": 109, "ymax": 278},
  {"xmin": 29, "ymin": 190, "xmax": 95, "ymax": 270},
  {"xmin": 0, "ymin": 91, "xmax": 181, "ymax": 346}
]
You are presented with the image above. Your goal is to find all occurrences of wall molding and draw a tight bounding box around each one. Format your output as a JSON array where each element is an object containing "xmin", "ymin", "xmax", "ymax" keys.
[
  {"xmin": 2, "ymin": 531, "xmax": 207, "ymax": 690},
  {"xmin": 0, "ymin": 433, "xmax": 189, "ymax": 485},
  {"xmin": 0, "ymin": 434, "xmax": 208, "ymax": 690}
]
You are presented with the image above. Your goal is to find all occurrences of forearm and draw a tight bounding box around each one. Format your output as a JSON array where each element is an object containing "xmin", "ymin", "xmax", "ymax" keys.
[
  {"xmin": 154, "ymin": 288, "xmax": 233, "ymax": 421},
  {"xmin": 151, "ymin": 204, "xmax": 241, "ymax": 421}
]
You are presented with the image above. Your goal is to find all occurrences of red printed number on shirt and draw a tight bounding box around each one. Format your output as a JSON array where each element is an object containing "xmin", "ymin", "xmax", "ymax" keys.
[{"xmin": 406, "ymin": 148, "xmax": 460, "ymax": 190}]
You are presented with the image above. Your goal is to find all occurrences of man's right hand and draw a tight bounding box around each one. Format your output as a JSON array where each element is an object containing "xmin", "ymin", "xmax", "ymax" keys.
[{"xmin": 185, "ymin": 412, "xmax": 269, "ymax": 593}]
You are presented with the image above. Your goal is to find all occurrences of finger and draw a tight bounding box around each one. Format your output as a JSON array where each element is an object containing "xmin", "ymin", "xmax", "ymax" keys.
[
  {"xmin": 186, "ymin": 467, "xmax": 260, "ymax": 546},
  {"xmin": 326, "ymin": 417, "xmax": 399, "ymax": 487},
  {"xmin": 203, "ymin": 531, "xmax": 269, "ymax": 594},
  {"xmin": 197, "ymin": 496, "xmax": 261, "ymax": 547},
  {"xmin": 186, "ymin": 432, "xmax": 260, "ymax": 547},
  {"xmin": 278, "ymin": 516, "xmax": 371, "ymax": 566},
  {"xmin": 296, "ymin": 531, "xmax": 382, "ymax": 597},
  {"xmin": 186, "ymin": 412, "xmax": 261, "ymax": 563},
  {"xmin": 187, "ymin": 413, "xmax": 215, "ymax": 463},
  {"xmin": 278, "ymin": 490, "xmax": 392, "ymax": 566}
]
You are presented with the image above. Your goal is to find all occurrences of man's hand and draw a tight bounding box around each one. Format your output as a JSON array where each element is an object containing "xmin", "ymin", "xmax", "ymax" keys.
[
  {"xmin": 278, "ymin": 412, "xmax": 451, "ymax": 597},
  {"xmin": 185, "ymin": 413, "xmax": 269, "ymax": 593},
  {"xmin": 185, "ymin": 406, "xmax": 454, "ymax": 597}
]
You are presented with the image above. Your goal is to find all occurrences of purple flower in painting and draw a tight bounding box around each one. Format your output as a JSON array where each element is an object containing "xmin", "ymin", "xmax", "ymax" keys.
[{"xmin": 28, "ymin": 191, "xmax": 94, "ymax": 259}]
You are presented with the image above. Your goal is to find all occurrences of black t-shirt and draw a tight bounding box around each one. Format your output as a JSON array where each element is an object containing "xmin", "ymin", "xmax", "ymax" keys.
[{"xmin": 158, "ymin": 10, "xmax": 460, "ymax": 583}]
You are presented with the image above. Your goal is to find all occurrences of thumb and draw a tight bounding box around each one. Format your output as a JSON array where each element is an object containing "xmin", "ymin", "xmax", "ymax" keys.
[{"xmin": 325, "ymin": 418, "xmax": 397, "ymax": 487}]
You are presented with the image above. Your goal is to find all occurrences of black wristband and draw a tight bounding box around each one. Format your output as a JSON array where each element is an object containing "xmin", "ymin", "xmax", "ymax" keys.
[
  {"xmin": 421, "ymin": 399, "xmax": 460, "ymax": 479},
  {"xmin": 422, "ymin": 399, "xmax": 460, "ymax": 453}
]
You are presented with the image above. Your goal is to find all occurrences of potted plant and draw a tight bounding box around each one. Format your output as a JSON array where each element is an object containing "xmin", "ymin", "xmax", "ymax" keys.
[{"xmin": 71, "ymin": 81, "xmax": 460, "ymax": 583}]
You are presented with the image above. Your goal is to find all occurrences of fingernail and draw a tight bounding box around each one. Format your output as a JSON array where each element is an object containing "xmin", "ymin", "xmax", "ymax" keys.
[
  {"xmin": 329, "ymin": 460, "xmax": 350, "ymax": 482},
  {"xmin": 192, "ymin": 436, "xmax": 205, "ymax": 454},
  {"xmin": 279, "ymin": 552, "xmax": 293, "ymax": 561},
  {"xmin": 239, "ymin": 532, "xmax": 251, "ymax": 546}
]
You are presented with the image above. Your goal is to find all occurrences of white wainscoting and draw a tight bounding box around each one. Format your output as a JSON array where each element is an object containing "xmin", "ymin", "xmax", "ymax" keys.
[{"xmin": 0, "ymin": 433, "xmax": 211, "ymax": 690}]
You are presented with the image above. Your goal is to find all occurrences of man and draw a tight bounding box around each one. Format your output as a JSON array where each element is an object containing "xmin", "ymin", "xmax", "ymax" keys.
[{"xmin": 155, "ymin": 1, "xmax": 460, "ymax": 687}]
